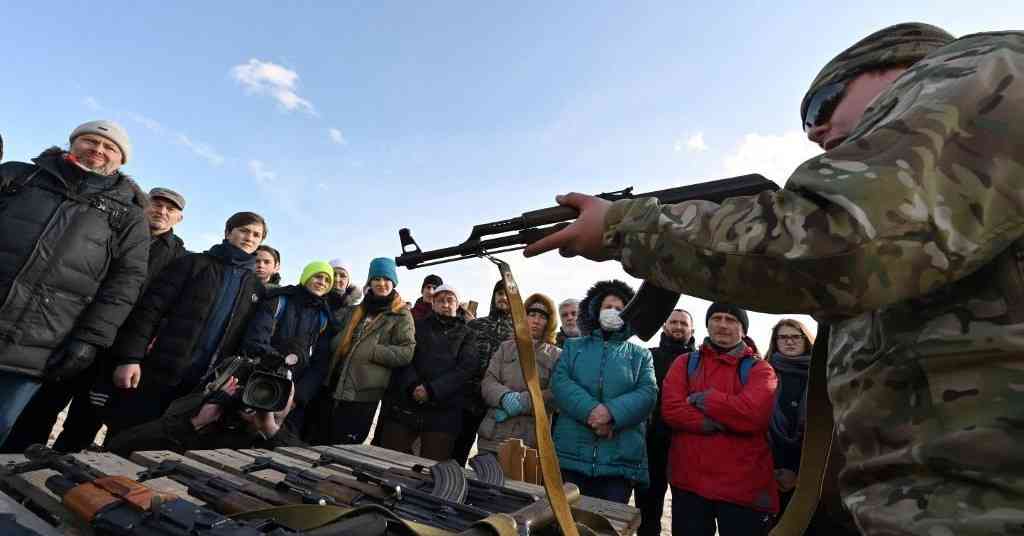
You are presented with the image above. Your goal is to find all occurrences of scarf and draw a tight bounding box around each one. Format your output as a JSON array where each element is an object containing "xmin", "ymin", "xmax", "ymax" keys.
[
  {"xmin": 328, "ymin": 290, "xmax": 399, "ymax": 381},
  {"xmin": 769, "ymin": 351, "xmax": 811, "ymax": 447},
  {"xmin": 364, "ymin": 289, "xmax": 397, "ymax": 314}
]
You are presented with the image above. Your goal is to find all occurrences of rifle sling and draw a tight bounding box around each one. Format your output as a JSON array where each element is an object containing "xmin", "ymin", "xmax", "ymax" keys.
[
  {"xmin": 492, "ymin": 258, "xmax": 580, "ymax": 536},
  {"xmin": 769, "ymin": 323, "xmax": 835, "ymax": 536}
]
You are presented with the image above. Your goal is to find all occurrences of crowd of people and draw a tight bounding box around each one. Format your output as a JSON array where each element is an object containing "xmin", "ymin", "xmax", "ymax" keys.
[{"xmin": 0, "ymin": 121, "xmax": 838, "ymax": 535}]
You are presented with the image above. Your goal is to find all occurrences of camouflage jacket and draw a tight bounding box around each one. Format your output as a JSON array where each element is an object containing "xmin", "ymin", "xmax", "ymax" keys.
[
  {"xmin": 466, "ymin": 312, "xmax": 514, "ymax": 414},
  {"xmin": 603, "ymin": 33, "xmax": 1024, "ymax": 533}
]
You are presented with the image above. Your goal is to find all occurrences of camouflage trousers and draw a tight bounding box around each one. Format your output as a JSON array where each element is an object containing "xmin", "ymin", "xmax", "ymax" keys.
[{"xmin": 829, "ymin": 316, "xmax": 1024, "ymax": 535}]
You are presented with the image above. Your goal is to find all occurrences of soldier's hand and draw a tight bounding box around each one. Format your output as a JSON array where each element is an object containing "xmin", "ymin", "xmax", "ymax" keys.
[
  {"xmin": 113, "ymin": 364, "xmax": 142, "ymax": 389},
  {"xmin": 523, "ymin": 193, "xmax": 613, "ymax": 260}
]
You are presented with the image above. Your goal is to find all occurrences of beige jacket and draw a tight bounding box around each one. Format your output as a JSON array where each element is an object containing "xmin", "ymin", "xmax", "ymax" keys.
[{"xmin": 477, "ymin": 339, "xmax": 561, "ymax": 448}]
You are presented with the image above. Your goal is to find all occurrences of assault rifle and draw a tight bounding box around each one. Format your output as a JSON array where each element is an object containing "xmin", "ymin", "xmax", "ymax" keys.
[
  {"xmin": 240, "ymin": 456, "xmax": 493, "ymax": 533},
  {"xmin": 0, "ymin": 445, "xmax": 288, "ymax": 535},
  {"xmin": 395, "ymin": 174, "xmax": 780, "ymax": 340},
  {"xmin": 312, "ymin": 452, "xmax": 536, "ymax": 514}
]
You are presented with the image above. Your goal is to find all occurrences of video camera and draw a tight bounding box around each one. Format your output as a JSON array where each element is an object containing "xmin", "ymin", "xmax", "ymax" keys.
[{"xmin": 203, "ymin": 348, "xmax": 298, "ymax": 413}]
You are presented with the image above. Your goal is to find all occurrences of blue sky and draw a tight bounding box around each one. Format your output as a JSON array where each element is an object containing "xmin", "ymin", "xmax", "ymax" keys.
[{"xmin": 3, "ymin": 2, "xmax": 1016, "ymax": 346}]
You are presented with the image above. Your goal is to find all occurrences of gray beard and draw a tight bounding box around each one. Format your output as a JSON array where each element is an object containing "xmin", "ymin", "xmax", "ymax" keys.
[{"xmin": 563, "ymin": 326, "xmax": 580, "ymax": 337}]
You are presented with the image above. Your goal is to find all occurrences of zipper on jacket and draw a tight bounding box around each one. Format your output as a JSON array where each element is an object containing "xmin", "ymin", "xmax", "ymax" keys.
[{"xmin": 593, "ymin": 340, "xmax": 608, "ymax": 474}]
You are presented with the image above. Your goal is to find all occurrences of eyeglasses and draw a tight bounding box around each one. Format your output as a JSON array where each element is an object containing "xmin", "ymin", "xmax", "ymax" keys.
[
  {"xmin": 802, "ymin": 81, "xmax": 847, "ymax": 132},
  {"xmin": 777, "ymin": 334, "xmax": 804, "ymax": 342}
]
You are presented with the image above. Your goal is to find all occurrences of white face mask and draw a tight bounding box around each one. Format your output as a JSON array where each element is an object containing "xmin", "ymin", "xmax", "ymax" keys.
[{"xmin": 599, "ymin": 308, "xmax": 625, "ymax": 331}]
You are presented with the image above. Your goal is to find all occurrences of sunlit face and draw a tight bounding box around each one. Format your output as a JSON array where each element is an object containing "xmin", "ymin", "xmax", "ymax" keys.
[
  {"xmin": 527, "ymin": 310, "xmax": 549, "ymax": 340},
  {"xmin": 432, "ymin": 291, "xmax": 458, "ymax": 317},
  {"xmin": 600, "ymin": 295, "xmax": 625, "ymax": 312},
  {"xmin": 253, "ymin": 250, "xmax": 279, "ymax": 283},
  {"xmin": 663, "ymin": 310, "xmax": 693, "ymax": 342},
  {"xmin": 304, "ymin": 272, "xmax": 332, "ymax": 296},
  {"xmin": 369, "ymin": 276, "xmax": 394, "ymax": 297},
  {"xmin": 559, "ymin": 303, "xmax": 579, "ymax": 333},
  {"xmin": 421, "ymin": 284, "xmax": 436, "ymax": 303},
  {"xmin": 145, "ymin": 197, "xmax": 183, "ymax": 235},
  {"xmin": 70, "ymin": 134, "xmax": 123, "ymax": 175},
  {"xmin": 493, "ymin": 290, "xmax": 510, "ymax": 312},
  {"xmin": 332, "ymin": 268, "xmax": 350, "ymax": 291},
  {"xmin": 806, "ymin": 68, "xmax": 905, "ymax": 151},
  {"xmin": 708, "ymin": 312, "xmax": 743, "ymax": 348},
  {"xmin": 776, "ymin": 325, "xmax": 808, "ymax": 357},
  {"xmin": 225, "ymin": 223, "xmax": 264, "ymax": 254}
]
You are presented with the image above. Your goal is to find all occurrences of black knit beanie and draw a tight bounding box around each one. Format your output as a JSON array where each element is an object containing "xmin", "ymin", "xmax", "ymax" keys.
[{"xmin": 705, "ymin": 303, "xmax": 749, "ymax": 334}]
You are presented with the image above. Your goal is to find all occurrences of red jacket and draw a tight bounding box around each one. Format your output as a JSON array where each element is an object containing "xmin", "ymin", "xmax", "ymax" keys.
[{"xmin": 661, "ymin": 341, "xmax": 779, "ymax": 513}]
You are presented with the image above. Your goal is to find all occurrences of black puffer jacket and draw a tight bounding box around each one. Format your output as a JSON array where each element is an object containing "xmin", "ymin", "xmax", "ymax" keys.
[
  {"xmin": 0, "ymin": 148, "xmax": 149, "ymax": 378},
  {"xmin": 110, "ymin": 245, "xmax": 263, "ymax": 387},
  {"xmin": 242, "ymin": 285, "xmax": 331, "ymax": 372},
  {"xmin": 382, "ymin": 312, "xmax": 477, "ymax": 433},
  {"xmin": 146, "ymin": 230, "xmax": 187, "ymax": 292}
]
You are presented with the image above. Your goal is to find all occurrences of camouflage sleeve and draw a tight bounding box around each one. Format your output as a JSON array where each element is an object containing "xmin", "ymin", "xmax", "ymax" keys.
[{"xmin": 603, "ymin": 34, "xmax": 1024, "ymax": 316}]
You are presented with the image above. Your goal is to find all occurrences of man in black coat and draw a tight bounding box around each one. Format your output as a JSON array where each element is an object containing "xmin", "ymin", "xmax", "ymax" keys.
[
  {"xmin": 377, "ymin": 284, "xmax": 477, "ymax": 462},
  {"xmin": 636, "ymin": 308, "xmax": 696, "ymax": 536},
  {"xmin": 3, "ymin": 187, "xmax": 191, "ymax": 453},
  {"xmin": 0, "ymin": 121, "xmax": 149, "ymax": 448},
  {"xmin": 96, "ymin": 211, "xmax": 268, "ymax": 436}
]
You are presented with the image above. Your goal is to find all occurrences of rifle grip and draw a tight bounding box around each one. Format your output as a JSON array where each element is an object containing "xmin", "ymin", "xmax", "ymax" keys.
[{"xmin": 621, "ymin": 282, "xmax": 681, "ymax": 341}]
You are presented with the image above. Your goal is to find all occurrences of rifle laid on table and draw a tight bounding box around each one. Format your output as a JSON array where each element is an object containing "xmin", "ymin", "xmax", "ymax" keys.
[
  {"xmin": 311, "ymin": 451, "xmax": 536, "ymax": 515},
  {"xmin": 0, "ymin": 445, "xmax": 289, "ymax": 535},
  {"xmin": 395, "ymin": 173, "xmax": 780, "ymax": 340}
]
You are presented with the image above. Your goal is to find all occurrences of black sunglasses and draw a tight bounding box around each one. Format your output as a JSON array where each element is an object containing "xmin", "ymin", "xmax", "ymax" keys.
[{"xmin": 802, "ymin": 81, "xmax": 847, "ymax": 132}]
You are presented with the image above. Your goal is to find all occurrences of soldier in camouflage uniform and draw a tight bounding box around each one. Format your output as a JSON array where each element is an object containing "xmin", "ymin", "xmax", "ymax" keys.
[
  {"xmin": 454, "ymin": 280, "xmax": 514, "ymax": 465},
  {"xmin": 526, "ymin": 23, "xmax": 1024, "ymax": 535}
]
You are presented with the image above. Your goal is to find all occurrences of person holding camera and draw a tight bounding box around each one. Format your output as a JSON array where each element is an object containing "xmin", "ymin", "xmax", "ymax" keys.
[{"xmin": 106, "ymin": 371, "xmax": 302, "ymax": 457}]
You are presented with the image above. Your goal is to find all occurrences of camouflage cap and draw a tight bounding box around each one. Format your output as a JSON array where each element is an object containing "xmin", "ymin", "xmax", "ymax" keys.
[{"xmin": 801, "ymin": 22, "xmax": 955, "ymax": 124}]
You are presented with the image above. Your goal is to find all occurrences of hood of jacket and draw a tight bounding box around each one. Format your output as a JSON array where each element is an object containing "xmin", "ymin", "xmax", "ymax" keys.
[
  {"xmin": 524, "ymin": 292, "xmax": 558, "ymax": 345},
  {"xmin": 577, "ymin": 279, "xmax": 636, "ymax": 336},
  {"xmin": 33, "ymin": 147, "xmax": 148, "ymax": 208},
  {"xmin": 486, "ymin": 279, "xmax": 510, "ymax": 319}
]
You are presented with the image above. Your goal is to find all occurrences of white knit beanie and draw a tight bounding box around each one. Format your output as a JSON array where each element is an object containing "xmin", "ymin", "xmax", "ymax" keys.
[{"xmin": 70, "ymin": 120, "xmax": 132, "ymax": 164}]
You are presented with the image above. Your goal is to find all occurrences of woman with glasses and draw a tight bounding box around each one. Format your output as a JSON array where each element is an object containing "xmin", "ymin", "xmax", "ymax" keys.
[{"xmin": 766, "ymin": 319, "xmax": 815, "ymax": 528}]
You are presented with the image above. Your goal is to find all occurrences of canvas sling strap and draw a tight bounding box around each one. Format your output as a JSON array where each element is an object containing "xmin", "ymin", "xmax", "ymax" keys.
[{"xmin": 769, "ymin": 322, "xmax": 835, "ymax": 536}]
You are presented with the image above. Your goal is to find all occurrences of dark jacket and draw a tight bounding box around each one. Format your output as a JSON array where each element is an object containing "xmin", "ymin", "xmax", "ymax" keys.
[
  {"xmin": 465, "ymin": 283, "xmax": 513, "ymax": 415},
  {"xmin": 0, "ymin": 148, "xmax": 149, "ymax": 378},
  {"xmin": 382, "ymin": 312, "xmax": 477, "ymax": 433},
  {"xmin": 105, "ymin": 390, "xmax": 303, "ymax": 457},
  {"xmin": 410, "ymin": 298, "xmax": 432, "ymax": 321},
  {"xmin": 325, "ymin": 285, "xmax": 363, "ymax": 313},
  {"xmin": 768, "ymin": 352, "xmax": 810, "ymax": 473},
  {"xmin": 146, "ymin": 230, "xmax": 187, "ymax": 292},
  {"xmin": 242, "ymin": 285, "xmax": 331, "ymax": 369},
  {"xmin": 648, "ymin": 332, "xmax": 695, "ymax": 438},
  {"xmin": 662, "ymin": 339, "xmax": 779, "ymax": 513},
  {"xmin": 111, "ymin": 242, "xmax": 263, "ymax": 388}
]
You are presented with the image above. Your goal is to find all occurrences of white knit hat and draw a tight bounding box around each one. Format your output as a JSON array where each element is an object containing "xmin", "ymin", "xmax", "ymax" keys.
[
  {"xmin": 70, "ymin": 120, "xmax": 132, "ymax": 164},
  {"xmin": 432, "ymin": 284, "xmax": 459, "ymax": 302}
]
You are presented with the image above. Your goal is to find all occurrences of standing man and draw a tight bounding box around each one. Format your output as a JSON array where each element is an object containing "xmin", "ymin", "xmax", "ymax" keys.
[
  {"xmin": 5, "ymin": 187, "xmax": 188, "ymax": 452},
  {"xmin": 458, "ymin": 280, "xmax": 514, "ymax": 465},
  {"xmin": 0, "ymin": 121, "xmax": 149, "ymax": 447},
  {"xmin": 526, "ymin": 23, "xmax": 1024, "ymax": 534},
  {"xmin": 555, "ymin": 298, "xmax": 580, "ymax": 348},
  {"xmin": 636, "ymin": 308, "xmax": 695, "ymax": 536},
  {"xmin": 410, "ymin": 274, "xmax": 442, "ymax": 321},
  {"xmin": 661, "ymin": 304, "xmax": 778, "ymax": 535}
]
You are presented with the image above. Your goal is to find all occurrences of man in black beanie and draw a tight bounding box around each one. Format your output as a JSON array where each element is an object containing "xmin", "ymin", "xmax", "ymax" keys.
[{"xmin": 411, "ymin": 274, "xmax": 443, "ymax": 321}]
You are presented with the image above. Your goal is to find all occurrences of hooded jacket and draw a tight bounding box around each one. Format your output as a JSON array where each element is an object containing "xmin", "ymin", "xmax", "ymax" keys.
[
  {"xmin": 466, "ymin": 280, "xmax": 514, "ymax": 414},
  {"xmin": 661, "ymin": 338, "xmax": 779, "ymax": 512},
  {"xmin": 110, "ymin": 242, "xmax": 263, "ymax": 387},
  {"xmin": 550, "ymin": 280, "xmax": 657, "ymax": 485},
  {"xmin": 478, "ymin": 293, "xmax": 561, "ymax": 448},
  {"xmin": 0, "ymin": 148, "xmax": 149, "ymax": 378}
]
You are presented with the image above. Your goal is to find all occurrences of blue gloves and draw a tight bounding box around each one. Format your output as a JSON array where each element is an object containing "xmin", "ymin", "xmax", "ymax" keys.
[
  {"xmin": 494, "ymin": 409, "xmax": 510, "ymax": 423},
  {"xmin": 500, "ymin": 391, "xmax": 527, "ymax": 417}
]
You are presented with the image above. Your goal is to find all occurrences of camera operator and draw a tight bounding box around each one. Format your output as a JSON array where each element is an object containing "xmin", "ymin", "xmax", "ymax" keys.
[{"xmin": 105, "ymin": 374, "xmax": 302, "ymax": 457}]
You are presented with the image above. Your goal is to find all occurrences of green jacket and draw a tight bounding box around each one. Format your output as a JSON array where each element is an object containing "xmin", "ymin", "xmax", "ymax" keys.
[
  {"xmin": 328, "ymin": 295, "xmax": 416, "ymax": 402},
  {"xmin": 602, "ymin": 32, "xmax": 1024, "ymax": 532}
]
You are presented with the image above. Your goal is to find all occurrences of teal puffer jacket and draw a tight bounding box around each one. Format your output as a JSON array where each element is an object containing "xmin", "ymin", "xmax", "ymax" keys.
[{"xmin": 551, "ymin": 328, "xmax": 657, "ymax": 486}]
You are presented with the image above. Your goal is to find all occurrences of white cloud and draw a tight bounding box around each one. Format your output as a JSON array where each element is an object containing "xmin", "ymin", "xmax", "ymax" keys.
[
  {"xmin": 127, "ymin": 113, "xmax": 165, "ymax": 134},
  {"xmin": 83, "ymin": 96, "xmax": 103, "ymax": 111},
  {"xmin": 231, "ymin": 59, "xmax": 315, "ymax": 114},
  {"xmin": 248, "ymin": 160, "xmax": 277, "ymax": 184},
  {"xmin": 722, "ymin": 131, "xmax": 821, "ymax": 183},
  {"xmin": 675, "ymin": 132, "xmax": 708, "ymax": 153},
  {"xmin": 176, "ymin": 134, "xmax": 225, "ymax": 166},
  {"xmin": 328, "ymin": 128, "xmax": 347, "ymax": 145}
]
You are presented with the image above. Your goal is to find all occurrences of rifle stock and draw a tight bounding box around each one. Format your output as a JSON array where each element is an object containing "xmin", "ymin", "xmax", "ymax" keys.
[{"xmin": 396, "ymin": 173, "xmax": 779, "ymax": 340}]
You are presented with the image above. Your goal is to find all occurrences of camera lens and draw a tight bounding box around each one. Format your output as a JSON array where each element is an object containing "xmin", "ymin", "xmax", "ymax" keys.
[{"xmin": 242, "ymin": 372, "xmax": 289, "ymax": 412}]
